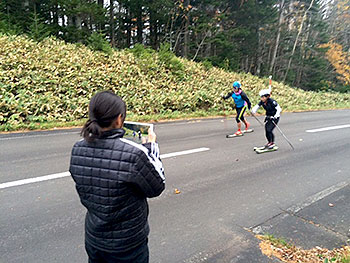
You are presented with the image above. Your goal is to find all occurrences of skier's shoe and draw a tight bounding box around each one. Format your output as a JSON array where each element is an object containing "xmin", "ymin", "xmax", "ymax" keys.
[
  {"xmin": 245, "ymin": 122, "xmax": 250, "ymax": 132},
  {"xmin": 263, "ymin": 143, "xmax": 270, "ymax": 149},
  {"xmin": 254, "ymin": 143, "xmax": 277, "ymax": 151},
  {"xmin": 226, "ymin": 130, "xmax": 243, "ymax": 138},
  {"xmin": 235, "ymin": 130, "xmax": 243, "ymax": 136},
  {"xmin": 267, "ymin": 142, "xmax": 275, "ymax": 149}
]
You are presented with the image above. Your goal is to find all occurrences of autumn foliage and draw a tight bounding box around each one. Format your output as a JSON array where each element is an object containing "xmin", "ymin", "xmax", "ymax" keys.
[{"xmin": 321, "ymin": 42, "xmax": 350, "ymax": 86}]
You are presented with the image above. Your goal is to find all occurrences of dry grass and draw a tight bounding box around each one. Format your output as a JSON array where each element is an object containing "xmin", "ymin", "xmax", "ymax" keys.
[{"xmin": 257, "ymin": 235, "xmax": 350, "ymax": 263}]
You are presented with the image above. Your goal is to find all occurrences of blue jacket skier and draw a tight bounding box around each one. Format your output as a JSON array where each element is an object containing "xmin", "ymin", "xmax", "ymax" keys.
[{"xmin": 223, "ymin": 81, "xmax": 252, "ymax": 136}]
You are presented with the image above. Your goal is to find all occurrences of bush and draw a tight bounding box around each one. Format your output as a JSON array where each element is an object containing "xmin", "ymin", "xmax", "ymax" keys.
[
  {"xmin": 158, "ymin": 43, "xmax": 184, "ymax": 77},
  {"xmin": 131, "ymin": 44, "xmax": 155, "ymax": 58},
  {"xmin": 202, "ymin": 60, "xmax": 213, "ymax": 71},
  {"xmin": 0, "ymin": 34, "xmax": 350, "ymax": 131},
  {"xmin": 87, "ymin": 32, "xmax": 113, "ymax": 55}
]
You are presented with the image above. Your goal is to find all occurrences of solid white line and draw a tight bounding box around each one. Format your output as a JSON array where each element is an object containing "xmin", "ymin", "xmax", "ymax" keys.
[
  {"xmin": 287, "ymin": 181, "xmax": 348, "ymax": 214},
  {"xmin": 306, "ymin": 124, "xmax": 350, "ymax": 133},
  {"xmin": 251, "ymin": 181, "xmax": 349, "ymax": 235},
  {"xmin": 0, "ymin": 147, "xmax": 210, "ymax": 190}
]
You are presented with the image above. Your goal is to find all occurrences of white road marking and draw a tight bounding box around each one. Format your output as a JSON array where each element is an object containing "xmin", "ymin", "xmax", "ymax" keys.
[
  {"xmin": 306, "ymin": 124, "xmax": 350, "ymax": 133},
  {"xmin": 0, "ymin": 131, "xmax": 79, "ymax": 141},
  {"xmin": 160, "ymin": 147, "xmax": 210, "ymax": 159},
  {"xmin": 287, "ymin": 181, "xmax": 348, "ymax": 214},
  {"xmin": 0, "ymin": 147, "xmax": 210, "ymax": 190},
  {"xmin": 0, "ymin": 172, "xmax": 70, "ymax": 190},
  {"xmin": 251, "ymin": 181, "xmax": 348, "ymax": 235}
]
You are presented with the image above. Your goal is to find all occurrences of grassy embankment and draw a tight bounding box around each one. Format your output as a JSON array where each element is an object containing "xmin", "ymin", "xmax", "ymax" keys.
[{"xmin": 1, "ymin": 34, "xmax": 350, "ymax": 132}]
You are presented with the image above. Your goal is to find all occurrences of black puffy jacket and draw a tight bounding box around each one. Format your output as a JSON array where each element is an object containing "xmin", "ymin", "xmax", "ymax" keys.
[{"xmin": 69, "ymin": 128, "xmax": 165, "ymax": 253}]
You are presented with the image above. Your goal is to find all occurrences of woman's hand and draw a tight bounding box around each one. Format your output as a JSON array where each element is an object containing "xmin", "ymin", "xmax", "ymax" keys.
[{"xmin": 147, "ymin": 128, "xmax": 156, "ymax": 143}]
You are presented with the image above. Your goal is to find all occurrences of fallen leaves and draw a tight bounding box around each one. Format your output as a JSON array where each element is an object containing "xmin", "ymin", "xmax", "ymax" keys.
[
  {"xmin": 257, "ymin": 235, "xmax": 350, "ymax": 263},
  {"xmin": 174, "ymin": 189, "xmax": 181, "ymax": 194}
]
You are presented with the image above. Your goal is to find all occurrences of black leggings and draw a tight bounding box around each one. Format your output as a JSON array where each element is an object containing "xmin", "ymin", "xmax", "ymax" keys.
[
  {"xmin": 236, "ymin": 106, "xmax": 247, "ymax": 123},
  {"xmin": 265, "ymin": 117, "xmax": 279, "ymax": 143},
  {"xmin": 86, "ymin": 239, "xmax": 149, "ymax": 263}
]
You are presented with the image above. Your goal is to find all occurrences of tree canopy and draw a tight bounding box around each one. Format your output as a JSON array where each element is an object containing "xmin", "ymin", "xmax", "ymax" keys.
[{"xmin": 0, "ymin": 0, "xmax": 349, "ymax": 92}]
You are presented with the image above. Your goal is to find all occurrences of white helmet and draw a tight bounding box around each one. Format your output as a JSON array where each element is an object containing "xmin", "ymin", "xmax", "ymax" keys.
[{"xmin": 259, "ymin": 89, "xmax": 271, "ymax": 97}]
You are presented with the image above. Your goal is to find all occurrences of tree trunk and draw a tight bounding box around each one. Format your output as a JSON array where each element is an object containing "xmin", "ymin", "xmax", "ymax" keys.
[
  {"xmin": 283, "ymin": 0, "xmax": 315, "ymax": 82},
  {"xmin": 256, "ymin": 29, "xmax": 263, "ymax": 75},
  {"xmin": 296, "ymin": 15, "xmax": 312, "ymax": 86},
  {"xmin": 269, "ymin": 0, "xmax": 285, "ymax": 74},
  {"xmin": 98, "ymin": 0, "xmax": 105, "ymax": 31},
  {"xmin": 150, "ymin": 8, "xmax": 157, "ymax": 49},
  {"xmin": 136, "ymin": 2, "xmax": 143, "ymax": 44},
  {"xmin": 126, "ymin": 9, "xmax": 132, "ymax": 48},
  {"xmin": 192, "ymin": 30, "xmax": 210, "ymax": 61},
  {"xmin": 245, "ymin": 56, "xmax": 249, "ymax": 72},
  {"xmin": 205, "ymin": 30, "xmax": 212, "ymax": 56},
  {"xmin": 110, "ymin": 0, "xmax": 115, "ymax": 47},
  {"xmin": 77, "ymin": 16, "xmax": 82, "ymax": 30},
  {"xmin": 98, "ymin": 0, "xmax": 104, "ymax": 7},
  {"xmin": 53, "ymin": 0, "xmax": 59, "ymax": 28},
  {"xmin": 183, "ymin": 0, "xmax": 190, "ymax": 58}
]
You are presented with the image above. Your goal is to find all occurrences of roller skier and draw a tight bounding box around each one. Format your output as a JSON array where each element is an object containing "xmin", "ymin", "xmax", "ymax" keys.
[
  {"xmin": 251, "ymin": 89, "xmax": 282, "ymax": 153},
  {"xmin": 222, "ymin": 81, "xmax": 253, "ymax": 138}
]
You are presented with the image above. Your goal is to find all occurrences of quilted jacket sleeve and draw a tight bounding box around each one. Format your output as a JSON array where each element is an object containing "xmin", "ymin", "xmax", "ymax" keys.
[{"xmin": 133, "ymin": 142, "xmax": 165, "ymax": 198}]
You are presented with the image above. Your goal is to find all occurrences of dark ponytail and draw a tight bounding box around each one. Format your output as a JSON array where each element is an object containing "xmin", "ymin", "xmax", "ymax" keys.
[{"xmin": 81, "ymin": 91, "xmax": 126, "ymax": 142}]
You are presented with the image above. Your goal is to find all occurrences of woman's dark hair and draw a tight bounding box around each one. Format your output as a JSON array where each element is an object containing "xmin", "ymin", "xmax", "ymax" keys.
[{"xmin": 81, "ymin": 91, "xmax": 126, "ymax": 142}]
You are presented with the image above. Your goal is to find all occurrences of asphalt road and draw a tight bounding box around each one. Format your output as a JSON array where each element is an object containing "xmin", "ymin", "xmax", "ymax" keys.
[{"xmin": 1, "ymin": 110, "xmax": 350, "ymax": 263}]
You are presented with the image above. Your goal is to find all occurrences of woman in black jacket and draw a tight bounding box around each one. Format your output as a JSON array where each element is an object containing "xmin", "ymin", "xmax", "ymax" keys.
[{"xmin": 69, "ymin": 91, "xmax": 165, "ymax": 263}]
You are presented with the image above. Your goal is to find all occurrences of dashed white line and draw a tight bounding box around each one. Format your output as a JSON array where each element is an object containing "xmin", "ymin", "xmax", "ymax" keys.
[
  {"xmin": 160, "ymin": 147, "xmax": 210, "ymax": 159},
  {"xmin": 306, "ymin": 124, "xmax": 350, "ymax": 133},
  {"xmin": 0, "ymin": 172, "xmax": 70, "ymax": 190},
  {"xmin": 0, "ymin": 131, "xmax": 79, "ymax": 141},
  {"xmin": 0, "ymin": 147, "xmax": 210, "ymax": 190}
]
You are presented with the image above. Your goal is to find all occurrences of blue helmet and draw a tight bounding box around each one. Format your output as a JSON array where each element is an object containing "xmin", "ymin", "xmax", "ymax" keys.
[{"xmin": 233, "ymin": 81, "xmax": 241, "ymax": 89}]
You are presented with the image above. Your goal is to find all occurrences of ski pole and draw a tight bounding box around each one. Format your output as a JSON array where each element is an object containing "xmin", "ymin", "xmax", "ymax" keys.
[
  {"xmin": 221, "ymin": 95, "xmax": 229, "ymax": 130},
  {"xmin": 250, "ymin": 112, "xmax": 264, "ymax": 127},
  {"xmin": 272, "ymin": 120, "xmax": 295, "ymax": 150}
]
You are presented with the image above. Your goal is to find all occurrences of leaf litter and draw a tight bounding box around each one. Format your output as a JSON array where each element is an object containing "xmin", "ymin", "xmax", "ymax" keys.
[{"xmin": 257, "ymin": 235, "xmax": 350, "ymax": 263}]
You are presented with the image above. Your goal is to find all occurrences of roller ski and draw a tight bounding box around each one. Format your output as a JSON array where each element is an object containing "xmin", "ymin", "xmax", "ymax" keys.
[
  {"xmin": 242, "ymin": 128, "xmax": 254, "ymax": 134},
  {"xmin": 254, "ymin": 143, "xmax": 278, "ymax": 154},
  {"xmin": 226, "ymin": 130, "xmax": 244, "ymax": 138}
]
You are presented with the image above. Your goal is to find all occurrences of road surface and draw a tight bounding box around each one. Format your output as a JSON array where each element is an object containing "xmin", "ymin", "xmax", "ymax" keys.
[{"xmin": 1, "ymin": 110, "xmax": 350, "ymax": 262}]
